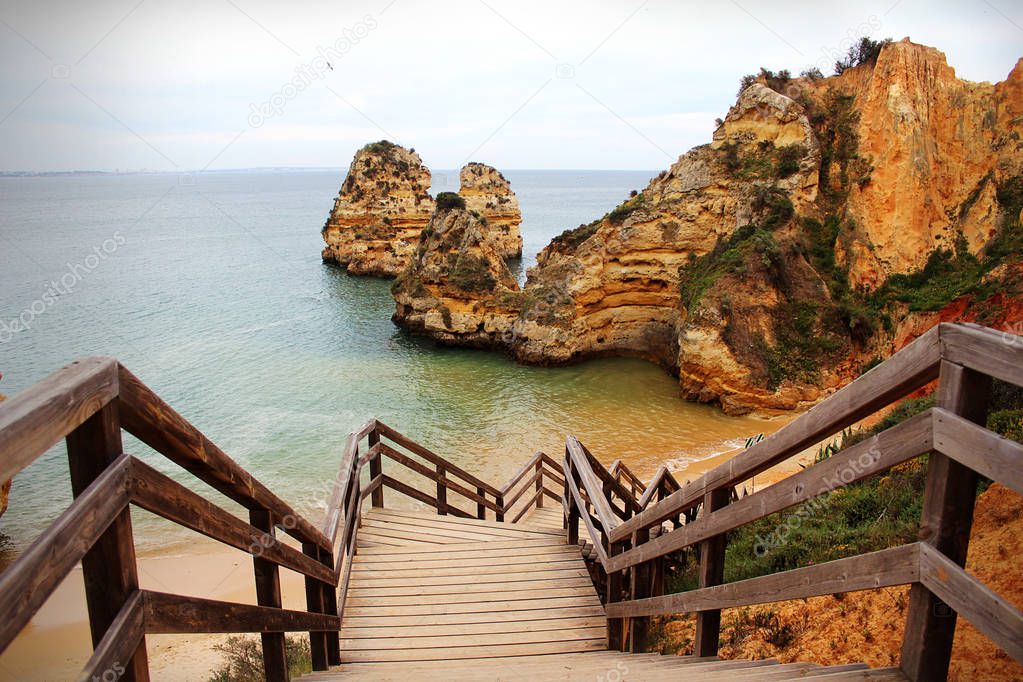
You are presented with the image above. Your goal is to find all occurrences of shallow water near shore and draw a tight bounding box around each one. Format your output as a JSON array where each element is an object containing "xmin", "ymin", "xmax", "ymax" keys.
[{"xmin": 0, "ymin": 169, "xmax": 786, "ymax": 556}]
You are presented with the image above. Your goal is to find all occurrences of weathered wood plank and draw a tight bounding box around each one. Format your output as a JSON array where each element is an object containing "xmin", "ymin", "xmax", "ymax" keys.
[
  {"xmin": 130, "ymin": 459, "xmax": 335, "ymax": 583},
  {"xmin": 613, "ymin": 324, "xmax": 942, "ymax": 542},
  {"xmin": 250, "ymin": 509, "xmax": 287, "ymax": 681},
  {"xmin": 0, "ymin": 463, "xmax": 140, "ymax": 680},
  {"xmin": 75, "ymin": 592, "xmax": 145, "ymax": 682},
  {"xmin": 606, "ymin": 544, "xmax": 920, "ymax": 619},
  {"xmin": 340, "ymin": 617, "xmax": 606, "ymax": 639},
  {"xmin": 342, "ymin": 627, "xmax": 607, "ymax": 650},
  {"xmin": 348, "ymin": 576, "xmax": 594, "ymax": 598},
  {"xmin": 142, "ymin": 591, "xmax": 340, "ymax": 633},
  {"xmin": 0, "ymin": 356, "xmax": 118, "ymax": 485},
  {"xmin": 379, "ymin": 474, "xmax": 472, "ymax": 518},
  {"xmin": 901, "ymin": 361, "xmax": 991, "ymax": 682},
  {"xmin": 567, "ymin": 437, "xmax": 621, "ymax": 534},
  {"xmin": 116, "ymin": 364, "xmax": 329, "ymax": 551},
  {"xmin": 932, "ymin": 408, "xmax": 1023, "ymax": 496},
  {"xmin": 343, "ymin": 595, "xmax": 602, "ymax": 618},
  {"xmin": 339, "ymin": 638, "xmax": 607, "ymax": 662},
  {"xmin": 940, "ymin": 322, "xmax": 1023, "ymax": 389},
  {"xmin": 66, "ymin": 407, "xmax": 149, "ymax": 682},
  {"xmin": 366, "ymin": 508, "xmax": 561, "ymax": 537},
  {"xmin": 917, "ymin": 544, "xmax": 1023, "ymax": 664},
  {"xmin": 374, "ymin": 421, "xmax": 501, "ymax": 497},
  {"xmin": 609, "ymin": 411, "xmax": 934, "ymax": 573},
  {"xmin": 340, "ymin": 605, "xmax": 607, "ymax": 628},
  {"xmin": 345, "ymin": 585, "xmax": 599, "ymax": 607}
]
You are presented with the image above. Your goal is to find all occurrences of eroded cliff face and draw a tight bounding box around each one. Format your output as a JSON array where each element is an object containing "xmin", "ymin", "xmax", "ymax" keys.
[
  {"xmin": 392, "ymin": 205, "xmax": 520, "ymax": 347},
  {"xmin": 458, "ymin": 163, "xmax": 523, "ymax": 258},
  {"xmin": 321, "ymin": 141, "xmax": 435, "ymax": 276},
  {"xmin": 842, "ymin": 40, "xmax": 1023, "ymax": 288},
  {"xmin": 391, "ymin": 40, "xmax": 1023, "ymax": 414}
]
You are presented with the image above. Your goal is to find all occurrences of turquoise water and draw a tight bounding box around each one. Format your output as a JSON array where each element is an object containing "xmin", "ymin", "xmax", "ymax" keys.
[{"xmin": 0, "ymin": 170, "xmax": 774, "ymax": 552}]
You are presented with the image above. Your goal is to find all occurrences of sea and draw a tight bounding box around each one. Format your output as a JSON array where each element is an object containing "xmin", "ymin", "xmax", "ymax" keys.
[{"xmin": 0, "ymin": 169, "xmax": 778, "ymax": 553}]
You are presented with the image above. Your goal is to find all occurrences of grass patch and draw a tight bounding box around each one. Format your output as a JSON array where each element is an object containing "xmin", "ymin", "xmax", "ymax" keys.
[{"xmin": 550, "ymin": 221, "xmax": 600, "ymax": 252}]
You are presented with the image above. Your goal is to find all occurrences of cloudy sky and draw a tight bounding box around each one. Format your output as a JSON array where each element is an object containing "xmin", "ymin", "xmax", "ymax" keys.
[{"xmin": 0, "ymin": 0, "xmax": 1020, "ymax": 172}]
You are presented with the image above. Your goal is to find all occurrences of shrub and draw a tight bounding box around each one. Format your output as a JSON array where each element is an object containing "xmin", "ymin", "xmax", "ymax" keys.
[
  {"xmin": 800, "ymin": 67, "xmax": 824, "ymax": 80},
  {"xmin": 775, "ymin": 144, "xmax": 804, "ymax": 178},
  {"xmin": 207, "ymin": 636, "xmax": 311, "ymax": 682},
  {"xmin": 362, "ymin": 139, "xmax": 399, "ymax": 154},
  {"xmin": 550, "ymin": 221, "xmax": 600, "ymax": 252},
  {"xmin": 833, "ymin": 37, "xmax": 893, "ymax": 75},
  {"xmin": 450, "ymin": 254, "xmax": 497, "ymax": 293},
  {"xmin": 435, "ymin": 192, "xmax": 466, "ymax": 211}
]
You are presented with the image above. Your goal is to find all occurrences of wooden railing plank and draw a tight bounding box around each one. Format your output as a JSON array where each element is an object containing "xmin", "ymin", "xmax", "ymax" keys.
[
  {"xmin": 940, "ymin": 322, "xmax": 1023, "ymax": 389},
  {"xmin": 567, "ymin": 437, "xmax": 620, "ymax": 533},
  {"xmin": 75, "ymin": 592, "xmax": 145, "ymax": 682},
  {"xmin": 606, "ymin": 544, "xmax": 921, "ymax": 619},
  {"xmin": 116, "ymin": 365, "xmax": 330, "ymax": 552},
  {"xmin": 0, "ymin": 356, "xmax": 118, "ymax": 486},
  {"xmin": 321, "ymin": 423, "xmax": 372, "ymax": 543},
  {"xmin": 932, "ymin": 408, "xmax": 1023, "ymax": 496},
  {"xmin": 379, "ymin": 474, "xmax": 472, "ymax": 518},
  {"xmin": 609, "ymin": 410, "xmax": 934, "ymax": 573},
  {"xmin": 378, "ymin": 443, "xmax": 501, "ymax": 514},
  {"xmin": 918, "ymin": 544, "xmax": 1023, "ymax": 664},
  {"xmin": 142, "ymin": 591, "xmax": 340, "ymax": 633},
  {"xmin": 0, "ymin": 453, "xmax": 131, "ymax": 653},
  {"xmin": 374, "ymin": 421, "xmax": 501, "ymax": 497},
  {"xmin": 499, "ymin": 452, "xmax": 543, "ymax": 495},
  {"xmin": 612, "ymin": 325, "xmax": 942, "ymax": 543},
  {"xmin": 130, "ymin": 459, "xmax": 335, "ymax": 584}
]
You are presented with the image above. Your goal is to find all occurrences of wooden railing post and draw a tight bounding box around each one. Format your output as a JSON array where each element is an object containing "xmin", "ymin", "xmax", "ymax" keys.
[
  {"xmin": 496, "ymin": 493, "xmax": 505, "ymax": 522},
  {"xmin": 476, "ymin": 486, "xmax": 486, "ymax": 519},
  {"xmin": 65, "ymin": 402, "xmax": 150, "ymax": 682},
  {"xmin": 900, "ymin": 361, "xmax": 992, "ymax": 681},
  {"xmin": 535, "ymin": 458, "xmax": 543, "ymax": 509},
  {"xmin": 694, "ymin": 487, "xmax": 730, "ymax": 657},
  {"xmin": 628, "ymin": 528, "xmax": 651, "ymax": 653},
  {"xmin": 368, "ymin": 429, "xmax": 383, "ymax": 508},
  {"xmin": 607, "ymin": 540, "xmax": 625, "ymax": 651},
  {"xmin": 319, "ymin": 550, "xmax": 341, "ymax": 667},
  {"xmin": 302, "ymin": 542, "xmax": 329, "ymax": 671},
  {"xmin": 250, "ymin": 510, "xmax": 288, "ymax": 681},
  {"xmin": 436, "ymin": 465, "xmax": 448, "ymax": 515}
]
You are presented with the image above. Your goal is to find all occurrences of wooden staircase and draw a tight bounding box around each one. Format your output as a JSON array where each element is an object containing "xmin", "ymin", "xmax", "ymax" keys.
[
  {"xmin": 1, "ymin": 323, "xmax": 1021, "ymax": 681},
  {"xmin": 304, "ymin": 507, "xmax": 902, "ymax": 680}
]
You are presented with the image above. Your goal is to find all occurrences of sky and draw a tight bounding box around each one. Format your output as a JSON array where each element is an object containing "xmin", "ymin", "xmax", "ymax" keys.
[{"xmin": 0, "ymin": 0, "xmax": 1020, "ymax": 172}]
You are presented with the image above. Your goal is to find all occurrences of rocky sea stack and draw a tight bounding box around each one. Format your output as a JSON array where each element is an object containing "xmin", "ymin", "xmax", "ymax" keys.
[
  {"xmin": 322, "ymin": 143, "xmax": 523, "ymax": 276},
  {"xmin": 391, "ymin": 196, "xmax": 521, "ymax": 346},
  {"xmin": 458, "ymin": 162, "xmax": 523, "ymax": 258},
  {"xmin": 390, "ymin": 39, "xmax": 1023, "ymax": 415},
  {"xmin": 321, "ymin": 141, "xmax": 435, "ymax": 276}
]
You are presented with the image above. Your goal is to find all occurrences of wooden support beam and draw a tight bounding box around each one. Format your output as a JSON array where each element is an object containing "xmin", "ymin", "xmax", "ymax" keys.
[
  {"xmin": 901, "ymin": 361, "xmax": 992, "ymax": 681},
  {"xmin": 694, "ymin": 488, "xmax": 729, "ymax": 657},
  {"xmin": 302, "ymin": 541, "xmax": 329, "ymax": 671},
  {"xmin": 66, "ymin": 402, "xmax": 149, "ymax": 682},
  {"xmin": 250, "ymin": 510, "xmax": 288, "ymax": 682},
  {"xmin": 628, "ymin": 527, "xmax": 650, "ymax": 653},
  {"xmin": 368, "ymin": 429, "xmax": 383, "ymax": 508}
]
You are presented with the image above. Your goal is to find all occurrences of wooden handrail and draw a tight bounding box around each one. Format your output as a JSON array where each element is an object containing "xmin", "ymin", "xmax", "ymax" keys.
[
  {"xmin": 117, "ymin": 365, "xmax": 330, "ymax": 553},
  {"xmin": 567, "ymin": 436, "xmax": 621, "ymax": 533},
  {"xmin": 574, "ymin": 323, "xmax": 1023, "ymax": 680},
  {"xmin": 606, "ymin": 544, "xmax": 922, "ymax": 618},
  {"xmin": 0, "ymin": 361, "xmax": 344, "ymax": 681},
  {"xmin": 611, "ymin": 324, "xmax": 943, "ymax": 543}
]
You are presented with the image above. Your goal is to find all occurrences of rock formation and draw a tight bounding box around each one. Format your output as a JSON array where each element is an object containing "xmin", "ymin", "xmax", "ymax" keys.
[
  {"xmin": 392, "ymin": 194, "xmax": 521, "ymax": 346},
  {"xmin": 391, "ymin": 39, "xmax": 1023, "ymax": 414},
  {"xmin": 321, "ymin": 141, "xmax": 435, "ymax": 276},
  {"xmin": 458, "ymin": 163, "xmax": 523, "ymax": 258},
  {"xmin": 321, "ymin": 144, "xmax": 523, "ymax": 276}
]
